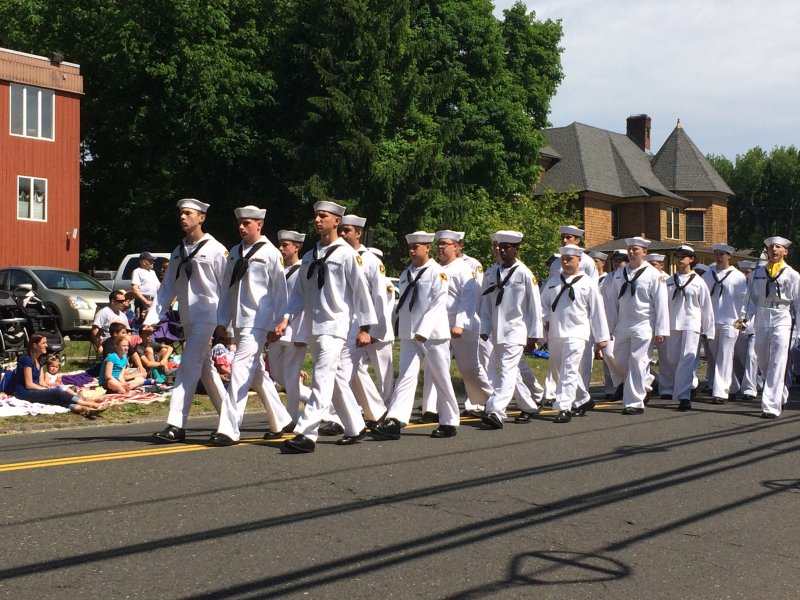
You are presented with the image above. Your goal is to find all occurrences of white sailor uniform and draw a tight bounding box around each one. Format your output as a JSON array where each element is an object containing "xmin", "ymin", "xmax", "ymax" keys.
[
  {"xmin": 216, "ymin": 237, "xmax": 292, "ymax": 440},
  {"xmin": 283, "ymin": 237, "xmax": 377, "ymax": 441},
  {"xmin": 606, "ymin": 263, "xmax": 670, "ymax": 408},
  {"xmin": 481, "ymin": 260, "xmax": 543, "ymax": 419},
  {"xmin": 702, "ymin": 266, "xmax": 747, "ymax": 399},
  {"xmin": 143, "ymin": 233, "xmax": 229, "ymax": 428},
  {"xmin": 745, "ymin": 263, "xmax": 800, "ymax": 416},
  {"xmin": 463, "ymin": 253, "xmax": 492, "ymax": 390},
  {"xmin": 385, "ymin": 259, "xmax": 460, "ymax": 427},
  {"xmin": 541, "ymin": 273, "xmax": 609, "ymax": 412},
  {"xmin": 659, "ymin": 272, "xmax": 715, "ymax": 402}
]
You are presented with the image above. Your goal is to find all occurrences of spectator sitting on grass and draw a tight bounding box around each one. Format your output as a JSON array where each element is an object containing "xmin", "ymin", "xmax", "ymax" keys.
[
  {"xmin": 100, "ymin": 336, "xmax": 145, "ymax": 393},
  {"xmin": 210, "ymin": 325, "xmax": 235, "ymax": 384},
  {"xmin": 134, "ymin": 327, "xmax": 173, "ymax": 382},
  {"xmin": 101, "ymin": 322, "xmax": 147, "ymax": 379}
]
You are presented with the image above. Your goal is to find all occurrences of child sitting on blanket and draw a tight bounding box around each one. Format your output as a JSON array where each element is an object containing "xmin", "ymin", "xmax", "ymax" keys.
[
  {"xmin": 41, "ymin": 354, "xmax": 83, "ymax": 401},
  {"xmin": 100, "ymin": 337, "xmax": 145, "ymax": 393},
  {"xmin": 210, "ymin": 326, "xmax": 235, "ymax": 384}
]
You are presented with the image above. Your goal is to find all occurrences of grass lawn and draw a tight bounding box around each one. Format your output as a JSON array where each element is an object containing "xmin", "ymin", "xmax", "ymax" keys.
[{"xmin": 0, "ymin": 340, "xmax": 609, "ymax": 434}]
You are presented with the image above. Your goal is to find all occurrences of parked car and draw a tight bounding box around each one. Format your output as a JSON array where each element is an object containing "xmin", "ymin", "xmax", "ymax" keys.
[
  {"xmin": 94, "ymin": 252, "xmax": 171, "ymax": 291},
  {"xmin": 0, "ymin": 267, "xmax": 113, "ymax": 339}
]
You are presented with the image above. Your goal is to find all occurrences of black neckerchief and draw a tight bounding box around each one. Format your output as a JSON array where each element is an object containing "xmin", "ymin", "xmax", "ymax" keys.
[
  {"xmin": 618, "ymin": 265, "xmax": 647, "ymax": 298},
  {"xmin": 766, "ymin": 266, "xmax": 787, "ymax": 299},
  {"xmin": 307, "ymin": 244, "xmax": 342, "ymax": 289},
  {"xmin": 482, "ymin": 264, "xmax": 519, "ymax": 306},
  {"xmin": 551, "ymin": 273, "xmax": 584, "ymax": 311},
  {"xmin": 671, "ymin": 272, "xmax": 696, "ymax": 300},
  {"xmin": 229, "ymin": 241, "xmax": 267, "ymax": 287},
  {"xmin": 397, "ymin": 266, "xmax": 429, "ymax": 311},
  {"xmin": 709, "ymin": 269, "xmax": 732, "ymax": 297},
  {"xmin": 176, "ymin": 238, "xmax": 209, "ymax": 281},
  {"xmin": 285, "ymin": 263, "xmax": 301, "ymax": 281}
]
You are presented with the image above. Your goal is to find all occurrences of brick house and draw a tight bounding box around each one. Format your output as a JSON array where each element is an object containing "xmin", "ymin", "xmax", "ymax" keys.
[
  {"xmin": 0, "ymin": 48, "xmax": 83, "ymax": 269},
  {"xmin": 535, "ymin": 115, "xmax": 737, "ymax": 268}
]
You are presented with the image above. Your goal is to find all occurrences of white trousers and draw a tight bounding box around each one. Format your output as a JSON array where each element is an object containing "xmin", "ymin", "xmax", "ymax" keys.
[
  {"xmin": 602, "ymin": 337, "xmax": 625, "ymax": 391},
  {"xmin": 217, "ymin": 328, "xmax": 292, "ymax": 441},
  {"xmin": 351, "ymin": 339, "xmax": 393, "ymax": 421},
  {"xmin": 268, "ymin": 340, "xmax": 311, "ymax": 421},
  {"xmin": 295, "ymin": 335, "xmax": 366, "ymax": 441},
  {"xmin": 706, "ymin": 324, "xmax": 738, "ymax": 398},
  {"xmin": 754, "ymin": 326, "xmax": 791, "ymax": 416},
  {"xmin": 517, "ymin": 355, "xmax": 544, "ymax": 406},
  {"xmin": 167, "ymin": 322, "xmax": 226, "ymax": 428},
  {"xmin": 658, "ymin": 329, "xmax": 700, "ymax": 401},
  {"xmin": 387, "ymin": 339, "xmax": 459, "ymax": 426},
  {"xmin": 549, "ymin": 337, "xmax": 591, "ymax": 411},
  {"xmin": 485, "ymin": 343, "xmax": 539, "ymax": 419},
  {"xmin": 613, "ymin": 331, "xmax": 653, "ymax": 409},
  {"xmin": 734, "ymin": 333, "xmax": 760, "ymax": 396},
  {"xmin": 422, "ymin": 330, "xmax": 493, "ymax": 413}
]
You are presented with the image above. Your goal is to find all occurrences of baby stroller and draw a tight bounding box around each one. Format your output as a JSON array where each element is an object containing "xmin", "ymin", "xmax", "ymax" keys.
[
  {"xmin": 11, "ymin": 284, "xmax": 65, "ymax": 355},
  {"xmin": 0, "ymin": 291, "xmax": 29, "ymax": 360}
]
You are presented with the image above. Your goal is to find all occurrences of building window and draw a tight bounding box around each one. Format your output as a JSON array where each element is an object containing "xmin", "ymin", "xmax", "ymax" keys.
[
  {"xmin": 10, "ymin": 83, "xmax": 55, "ymax": 140},
  {"xmin": 686, "ymin": 211, "xmax": 704, "ymax": 241},
  {"xmin": 17, "ymin": 176, "xmax": 47, "ymax": 221},
  {"xmin": 611, "ymin": 205, "xmax": 620, "ymax": 238},
  {"xmin": 665, "ymin": 206, "xmax": 679, "ymax": 239}
]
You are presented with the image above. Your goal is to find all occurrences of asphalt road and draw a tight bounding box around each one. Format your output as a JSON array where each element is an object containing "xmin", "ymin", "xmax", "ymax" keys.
[{"xmin": 1, "ymin": 392, "xmax": 799, "ymax": 599}]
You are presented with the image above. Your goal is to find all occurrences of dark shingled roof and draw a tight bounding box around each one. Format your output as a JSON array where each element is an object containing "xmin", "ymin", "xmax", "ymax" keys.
[
  {"xmin": 651, "ymin": 123, "xmax": 734, "ymax": 195},
  {"xmin": 587, "ymin": 238, "xmax": 754, "ymax": 259},
  {"xmin": 535, "ymin": 122, "xmax": 687, "ymax": 201}
]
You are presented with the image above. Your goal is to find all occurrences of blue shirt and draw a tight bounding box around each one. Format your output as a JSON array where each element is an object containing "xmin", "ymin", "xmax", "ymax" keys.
[
  {"xmin": 100, "ymin": 352, "xmax": 128, "ymax": 386},
  {"xmin": 15, "ymin": 354, "xmax": 39, "ymax": 397}
]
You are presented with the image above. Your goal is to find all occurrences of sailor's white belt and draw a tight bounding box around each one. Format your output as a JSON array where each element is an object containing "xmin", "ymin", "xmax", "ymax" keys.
[{"xmin": 757, "ymin": 300, "xmax": 791, "ymax": 309}]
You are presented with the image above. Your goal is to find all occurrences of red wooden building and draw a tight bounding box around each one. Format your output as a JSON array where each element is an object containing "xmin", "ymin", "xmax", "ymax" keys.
[{"xmin": 0, "ymin": 48, "xmax": 83, "ymax": 269}]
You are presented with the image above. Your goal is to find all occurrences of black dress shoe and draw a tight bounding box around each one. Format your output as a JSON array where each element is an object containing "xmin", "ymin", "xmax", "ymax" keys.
[
  {"xmin": 336, "ymin": 428, "xmax": 367, "ymax": 445},
  {"xmin": 711, "ymin": 397, "xmax": 726, "ymax": 405},
  {"xmin": 153, "ymin": 425, "xmax": 185, "ymax": 443},
  {"xmin": 372, "ymin": 417, "xmax": 402, "ymax": 440},
  {"xmin": 481, "ymin": 412, "xmax": 504, "ymax": 429},
  {"xmin": 263, "ymin": 430, "xmax": 285, "ymax": 440},
  {"xmin": 742, "ymin": 394, "xmax": 758, "ymax": 401},
  {"xmin": 574, "ymin": 399, "xmax": 596, "ymax": 417},
  {"xmin": 760, "ymin": 412, "xmax": 779, "ymax": 419},
  {"xmin": 281, "ymin": 434, "xmax": 316, "ymax": 453},
  {"xmin": 621, "ymin": 407, "xmax": 644, "ymax": 415},
  {"xmin": 514, "ymin": 411, "xmax": 537, "ymax": 424},
  {"xmin": 677, "ymin": 399, "xmax": 692, "ymax": 411},
  {"xmin": 209, "ymin": 432, "xmax": 236, "ymax": 446},
  {"xmin": 542, "ymin": 398, "xmax": 555, "ymax": 407},
  {"xmin": 318, "ymin": 421, "xmax": 345, "ymax": 436},
  {"xmin": 415, "ymin": 411, "xmax": 439, "ymax": 424},
  {"xmin": 431, "ymin": 425, "xmax": 457, "ymax": 438},
  {"xmin": 554, "ymin": 410, "xmax": 572, "ymax": 423}
]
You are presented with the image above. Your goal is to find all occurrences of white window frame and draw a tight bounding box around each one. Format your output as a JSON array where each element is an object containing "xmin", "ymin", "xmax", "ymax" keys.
[
  {"xmin": 665, "ymin": 206, "xmax": 679, "ymax": 239},
  {"xmin": 17, "ymin": 175, "xmax": 48, "ymax": 222},
  {"xmin": 9, "ymin": 83, "xmax": 55, "ymax": 141}
]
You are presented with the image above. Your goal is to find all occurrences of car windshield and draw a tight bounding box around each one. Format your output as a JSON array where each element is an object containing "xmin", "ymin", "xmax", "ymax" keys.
[{"xmin": 32, "ymin": 269, "xmax": 108, "ymax": 291}]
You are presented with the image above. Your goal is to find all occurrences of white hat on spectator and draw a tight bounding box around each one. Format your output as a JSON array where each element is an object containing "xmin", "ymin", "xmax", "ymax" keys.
[
  {"xmin": 435, "ymin": 230, "xmax": 461, "ymax": 242},
  {"xmin": 234, "ymin": 205, "xmax": 266, "ymax": 220},
  {"xmin": 341, "ymin": 214, "xmax": 367, "ymax": 227},
  {"xmin": 278, "ymin": 230, "xmax": 306, "ymax": 243},
  {"xmin": 177, "ymin": 198, "xmax": 210, "ymax": 213},
  {"xmin": 559, "ymin": 225, "xmax": 584, "ymax": 237},
  {"xmin": 764, "ymin": 236, "xmax": 791, "ymax": 247},
  {"xmin": 713, "ymin": 243, "xmax": 734, "ymax": 255},
  {"xmin": 313, "ymin": 200, "xmax": 346, "ymax": 216},
  {"xmin": 491, "ymin": 230, "xmax": 524, "ymax": 244},
  {"xmin": 625, "ymin": 236, "xmax": 651, "ymax": 248},
  {"xmin": 405, "ymin": 231, "xmax": 434, "ymax": 244},
  {"xmin": 559, "ymin": 244, "xmax": 584, "ymax": 257}
]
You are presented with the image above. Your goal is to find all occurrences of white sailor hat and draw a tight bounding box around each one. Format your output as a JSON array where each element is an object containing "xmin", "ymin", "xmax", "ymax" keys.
[
  {"xmin": 313, "ymin": 200, "xmax": 346, "ymax": 216},
  {"xmin": 341, "ymin": 214, "xmax": 367, "ymax": 227},
  {"xmin": 588, "ymin": 250, "xmax": 608, "ymax": 260},
  {"xmin": 559, "ymin": 244, "xmax": 584, "ymax": 257},
  {"xmin": 455, "ymin": 231, "xmax": 466, "ymax": 242},
  {"xmin": 646, "ymin": 254, "xmax": 665, "ymax": 262},
  {"xmin": 434, "ymin": 230, "xmax": 461, "ymax": 242},
  {"xmin": 737, "ymin": 260, "xmax": 755, "ymax": 269},
  {"xmin": 675, "ymin": 244, "xmax": 696, "ymax": 256},
  {"xmin": 694, "ymin": 263, "xmax": 709, "ymax": 273},
  {"xmin": 547, "ymin": 253, "xmax": 561, "ymax": 264},
  {"xmin": 625, "ymin": 236, "xmax": 651, "ymax": 248},
  {"xmin": 764, "ymin": 236, "xmax": 791, "ymax": 248},
  {"xmin": 278, "ymin": 230, "xmax": 306, "ymax": 243},
  {"xmin": 712, "ymin": 243, "xmax": 734, "ymax": 255},
  {"xmin": 177, "ymin": 198, "xmax": 210, "ymax": 213},
  {"xmin": 368, "ymin": 247, "xmax": 384, "ymax": 257},
  {"xmin": 559, "ymin": 225, "xmax": 584, "ymax": 237},
  {"xmin": 405, "ymin": 231, "xmax": 434, "ymax": 244},
  {"xmin": 491, "ymin": 230, "xmax": 524, "ymax": 244},
  {"xmin": 234, "ymin": 205, "xmax": 266, "ymax": 220}
]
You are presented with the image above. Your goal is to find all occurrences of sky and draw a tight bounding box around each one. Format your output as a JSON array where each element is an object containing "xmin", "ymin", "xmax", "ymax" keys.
[{"xmin": 492, "ymin": 0, "xmax": 800, "ymax": 160}]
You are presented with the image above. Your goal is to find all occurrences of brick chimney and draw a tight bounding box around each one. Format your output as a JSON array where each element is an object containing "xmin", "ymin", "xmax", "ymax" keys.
[{"xmin": 626, "ymin": 114, "xmax": 651, "ymax": 153}]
